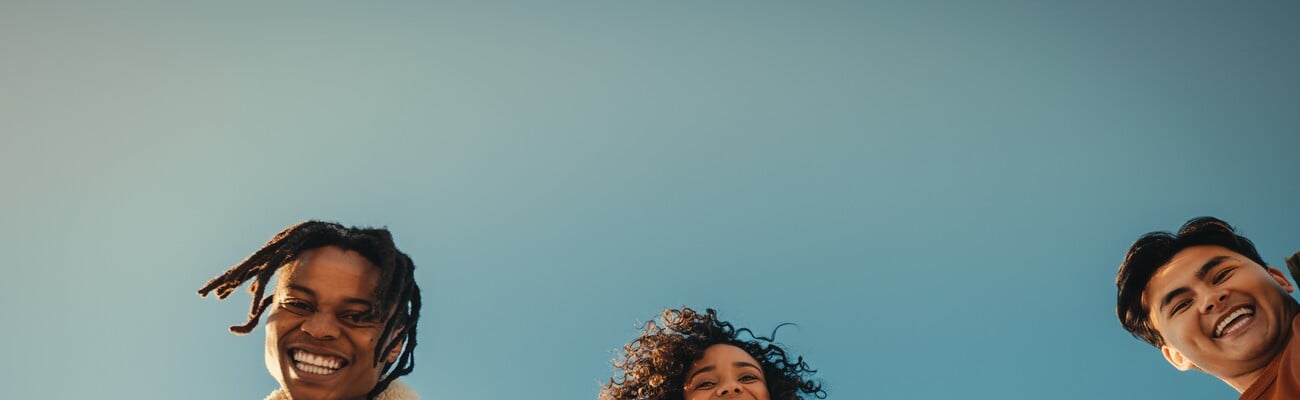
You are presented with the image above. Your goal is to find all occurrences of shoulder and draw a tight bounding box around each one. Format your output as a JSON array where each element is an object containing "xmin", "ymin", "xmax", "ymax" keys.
[
  {"xmin": 376, "ymin": 380, "xmax": 420, "ymax": 400},
  {"xmin": 264, "ymin": 388, "xmax": 290, "ymax": 400}
]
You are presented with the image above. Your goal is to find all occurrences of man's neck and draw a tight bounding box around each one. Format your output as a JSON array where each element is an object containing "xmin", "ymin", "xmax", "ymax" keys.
[{"xmin": 1225, "ymin": 367, "xmax": 1271, "ymax": 393}]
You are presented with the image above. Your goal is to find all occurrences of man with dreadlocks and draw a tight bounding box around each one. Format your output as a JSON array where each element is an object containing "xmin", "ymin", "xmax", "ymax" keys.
[{"xmin": 199, "ymin": 221, "xmax": 422, "ymax": 400}]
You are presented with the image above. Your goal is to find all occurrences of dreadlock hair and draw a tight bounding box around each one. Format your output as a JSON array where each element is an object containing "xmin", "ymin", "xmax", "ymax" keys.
[
  {"xmin": 601, "ymin": 307, "xmax": 825, "ymax": 400},
  {"xmin": 198, "ymin": 220, "xmax": 422, "ymax": 399}
]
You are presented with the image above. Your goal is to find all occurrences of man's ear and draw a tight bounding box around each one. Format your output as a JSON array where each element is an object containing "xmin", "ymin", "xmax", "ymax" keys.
[
  {"xmin": 1267, "ymin": 267, "xmax": 1295, "ymax": 293},
  {"xmin": 383, "ymin": 326, "xmax": 406, "ymax": 364},
  {"xmin": 385, "ymin": 338, "xmax": 404, "ymax": 364},
  {"xmin": 1162, "ymin": 345, "xmax": 1196, "ymax": 371}
]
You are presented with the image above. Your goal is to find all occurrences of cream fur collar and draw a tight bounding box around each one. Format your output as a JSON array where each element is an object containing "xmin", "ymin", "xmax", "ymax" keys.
[{"xmin": 263, "ymin": 379, "xmax": 419, "ymax": 400}]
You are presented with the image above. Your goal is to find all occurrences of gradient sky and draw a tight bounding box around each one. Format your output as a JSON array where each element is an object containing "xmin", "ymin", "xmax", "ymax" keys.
[{"xmin": 2, "ymin": 1, "xmax": 1298, "ymax": 399}]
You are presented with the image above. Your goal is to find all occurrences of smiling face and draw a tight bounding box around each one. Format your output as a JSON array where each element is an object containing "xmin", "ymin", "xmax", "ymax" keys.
[
  {"xmin": 264, "ymin": 246, "xmax": 400, "ymax": 400},
  {"xmin": 1144, "ymin": 245, "xmax": 1297, "ymax": 387},
  {"xmin": 683, "ymin": 344, "xmax": 771, "ymax": 400}
]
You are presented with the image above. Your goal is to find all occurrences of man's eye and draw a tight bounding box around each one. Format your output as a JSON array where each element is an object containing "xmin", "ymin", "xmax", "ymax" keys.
[
  {"xmin": 283, "ymin": 300, "xmax": 312, "ymax": 312},
  {"xmin": 1171, "ymin": 300, "xmax": 1191, "ymax": 316},
  {"xmin": 343, "ymin": 313, "xmax": 372, "ymax": 324},
  {"xmin": 1213, "ymin": 268, "xmax": 1235, "ymax": 284}
]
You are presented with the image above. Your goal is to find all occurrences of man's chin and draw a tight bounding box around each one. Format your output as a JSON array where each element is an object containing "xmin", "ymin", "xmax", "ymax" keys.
[
  {"xmin": 283, "ymin": 383, "xmax": 344, "ymax": 400},
  {"xmin": 281, "ymin": 373, "xmax": 376, "ymax": 400},
  {"xmin": 1226, "ymin": 329, "xmax": 1284, "ymax": 357}
]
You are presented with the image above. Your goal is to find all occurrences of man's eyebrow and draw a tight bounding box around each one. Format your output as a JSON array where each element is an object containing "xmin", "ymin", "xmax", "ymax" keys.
[
  {"xmin": 1196, "ymin": 256, "xmax": 1232, "ymax": 280},
  {"xmin": 285, "ymin": 284, "xmax": 377, "ymax": 308},
  {"xmin": 286, "ymin": 284, "xmax": 315, "ymax": 297},
  {"xmin": 686, "ymin": 365, "xmax": 715, "ymax": 383},
  {"xmin": 342, "ymin": 297, "xmax": 378, "ymax": 308},
  {"xmin": 1158, "ymin": 256, "xmax": 1233, "ymax": 311},
  {"xmin": 1160, "ymin": 287, "xmax": 1190, "ymax": 311}
]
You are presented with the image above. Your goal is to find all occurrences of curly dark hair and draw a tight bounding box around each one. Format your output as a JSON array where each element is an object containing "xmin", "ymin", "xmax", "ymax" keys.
[{"xmin": 601, "ymin": 307, "xmax": 825, "ymax": 400}]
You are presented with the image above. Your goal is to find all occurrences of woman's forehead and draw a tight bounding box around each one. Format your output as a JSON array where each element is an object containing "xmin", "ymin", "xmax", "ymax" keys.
[{"xmin": 690, "ymin": 344, "xmax": 763, "ymax": 371}]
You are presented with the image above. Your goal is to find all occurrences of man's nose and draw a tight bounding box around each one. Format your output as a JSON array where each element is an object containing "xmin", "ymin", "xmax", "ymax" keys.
[
  {"xmin": 301, "ymin": 313, "xmax": 340, "ymax": 339},
  {"xmin": 1201, "ymin": 291, "xmax": 1229, "ymax": 314}
]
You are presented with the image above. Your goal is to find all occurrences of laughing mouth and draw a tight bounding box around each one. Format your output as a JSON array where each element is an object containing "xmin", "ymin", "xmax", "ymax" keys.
[
  {"xmin": 1214, "ymin": 306, "xmax": 1255, "ymax": 338},
  {"xmin": 291, "ymin": 349, "xmax": 348, "ymax": 375}
]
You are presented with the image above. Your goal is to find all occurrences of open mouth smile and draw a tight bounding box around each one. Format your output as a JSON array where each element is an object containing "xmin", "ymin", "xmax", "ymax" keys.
[
  {"xmin": 1213, "ymin": 305, "xmax": 1255, "ymax": 339},
  {"xmin": 290, "ymin": 348, "xmax": 349, "ymax": 376}
]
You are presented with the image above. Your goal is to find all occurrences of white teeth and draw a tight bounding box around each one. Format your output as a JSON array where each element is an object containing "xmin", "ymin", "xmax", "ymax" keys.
[
  {"xmin": 295, "ymin": 362, "xmax": 338, "ymax": 375},
  {"xmin": 1215, "ymin": 307, "xmax": 1255, "ymax": 337},
  {"xmin": 292, "ymin": 350, "xmax": 344, "ymax": 370}
]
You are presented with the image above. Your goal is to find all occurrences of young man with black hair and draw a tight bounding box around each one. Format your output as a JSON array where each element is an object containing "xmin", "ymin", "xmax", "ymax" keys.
[
  {"xmin": 200, "ymin": 221, "xmax": 422, "ymax": 400},
  {"xmin": 1117, "ymin": 217, "xmax": 1300, "ymax": 399}
]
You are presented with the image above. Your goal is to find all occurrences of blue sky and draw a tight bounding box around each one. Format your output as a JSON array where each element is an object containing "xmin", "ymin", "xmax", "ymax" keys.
[{"xmin": 2, "ymin": 1, "xmax": 1297, "ymax": 399}]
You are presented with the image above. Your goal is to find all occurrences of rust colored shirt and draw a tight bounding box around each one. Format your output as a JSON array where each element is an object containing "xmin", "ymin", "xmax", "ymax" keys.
[{"xmin": 1239, "ymin": 315, "xmax": 1300, "ymax": 400}]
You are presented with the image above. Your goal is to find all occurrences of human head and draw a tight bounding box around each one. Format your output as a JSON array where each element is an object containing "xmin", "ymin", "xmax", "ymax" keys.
[
  {"xmin": 199, "ymin": 221, "xmax": 421, "ymax": 400},
  {"xmin": 1115, "ymin": 217, "xmax": 1298, "ymax": 383},
  {"xmin": 600, "ymin": 307, "xmax": 825, "ymax": 400},
  {"xmin": 1116, "ymin": 217, "xmax": 1281, "ymax": 346}
]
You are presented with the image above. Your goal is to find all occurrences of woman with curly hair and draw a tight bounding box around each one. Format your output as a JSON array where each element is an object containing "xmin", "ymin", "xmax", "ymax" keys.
[{"xmin": 601, "ymin": 307, "xmax": 825, "ymax": 400}]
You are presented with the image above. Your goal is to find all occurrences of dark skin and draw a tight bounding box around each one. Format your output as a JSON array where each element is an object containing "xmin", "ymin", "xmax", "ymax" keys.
[
  {"xmin": 264, "ymin": 247, "xmax": 402, "ymax": 400},
  {"xmin": 683, "ymin": 344, "xmax": 771, "ymax": 400},
  {"xmin": 198, "ymin": 221, "xmax": 421, "ymax": 400}
]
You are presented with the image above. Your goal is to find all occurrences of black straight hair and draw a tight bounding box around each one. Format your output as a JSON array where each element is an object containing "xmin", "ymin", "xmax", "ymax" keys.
[{"xmin": 1115, "ymin": 216, "xmax": 1274, "ymax": 347}]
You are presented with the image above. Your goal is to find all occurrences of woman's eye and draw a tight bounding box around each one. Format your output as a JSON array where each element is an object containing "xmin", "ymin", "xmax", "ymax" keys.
[
  {"xmin": 694, "ymin": 381, "xmax": 715, "ymax": 390},
  {"xmin": 740, "ymin": 375, "xmax": 759, "ymax": 382},
  {"xmin": 283, "ymin": 301, "xmax": 312, "ymax": 312}
]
